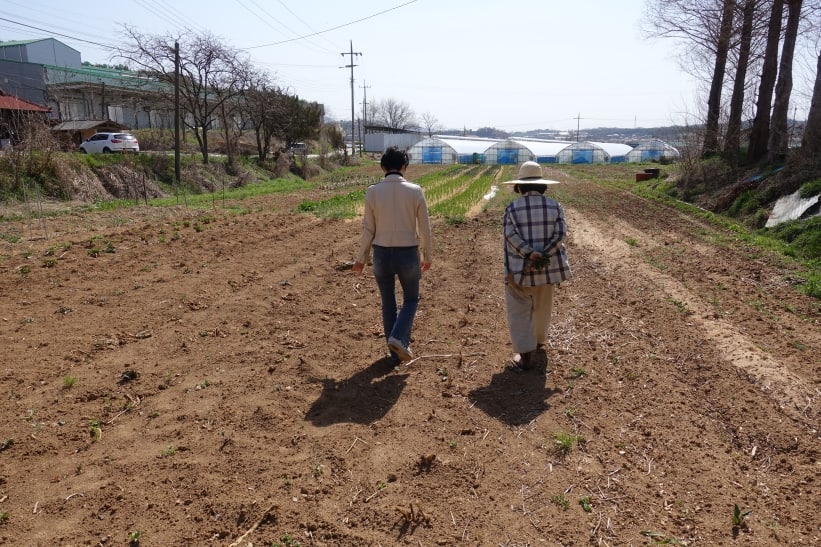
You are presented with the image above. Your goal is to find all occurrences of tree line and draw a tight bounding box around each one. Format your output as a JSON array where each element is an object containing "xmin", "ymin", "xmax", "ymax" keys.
[
  {"xmin": 116, "ymin": 27, "xmax": 344, "ymax": 168},
  {"xmin": 645, "ymin": 0, "xmax": 821, "ymax": 176}
]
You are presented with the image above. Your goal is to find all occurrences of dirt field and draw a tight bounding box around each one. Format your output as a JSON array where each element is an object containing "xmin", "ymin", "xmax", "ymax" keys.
[{"xmin": 0, "ymin": 163, "xmax": 818, "ymax": 546}]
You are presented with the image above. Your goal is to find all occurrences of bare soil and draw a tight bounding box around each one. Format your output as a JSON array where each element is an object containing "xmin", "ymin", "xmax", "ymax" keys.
[{"xmin": 0, "ymin": 164, "xmax": 818, "ymax": 546}]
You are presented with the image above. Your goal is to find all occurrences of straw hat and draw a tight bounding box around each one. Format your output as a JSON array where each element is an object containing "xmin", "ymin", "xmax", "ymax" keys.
[{"xmin": 501, "ymin": 161, "xmax": 560, "ymax": 185}]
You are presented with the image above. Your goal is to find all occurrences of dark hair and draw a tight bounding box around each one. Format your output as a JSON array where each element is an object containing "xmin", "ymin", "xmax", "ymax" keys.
[
  {"xmin": 380, "ymin": 146, "xmax": 409, "ymax": 171},
  {"xmin": 514, "ymin": 183, "xmax": 546, "ymax": 194}
]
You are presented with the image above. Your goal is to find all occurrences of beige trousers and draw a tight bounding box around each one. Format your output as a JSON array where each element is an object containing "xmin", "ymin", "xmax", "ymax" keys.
[{"xmin": 505, "ymin": 281, "xmax": 555, "ymax": 354}]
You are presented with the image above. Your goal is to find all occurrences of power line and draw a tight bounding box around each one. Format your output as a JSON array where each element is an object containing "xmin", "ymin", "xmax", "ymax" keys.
[
  {"xmin": 246, "ymin": 0, "xmax": 418, "ymax": 48},
  {"xmin": 0, "ymin": 16, "xmax": 115, "ymax": 49},
  {"xmin": 0, "ymin": 6, "xmax": 115, "ymax": 44},
  {"xmin": 134, "ymin": 0, "xmax": 204, "ymax": 35},
  {"xmin": 235, "ymin": 0, "xmax": 331, "ymax": 55},
  {"xmin": 274, "ymin": 0, "xmax": 338, "ymax": 50}
]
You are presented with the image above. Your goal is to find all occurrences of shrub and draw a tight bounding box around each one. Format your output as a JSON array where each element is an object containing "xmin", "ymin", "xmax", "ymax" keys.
[{"xmin": 799, "ymin": 179, "xmax": 821, "ymax": 199}]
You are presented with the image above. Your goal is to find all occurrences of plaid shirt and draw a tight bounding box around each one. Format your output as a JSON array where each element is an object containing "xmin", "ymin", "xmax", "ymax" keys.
[{"xmin": 503, "ymin": 191, "xmax": 573, "ymax": 286}]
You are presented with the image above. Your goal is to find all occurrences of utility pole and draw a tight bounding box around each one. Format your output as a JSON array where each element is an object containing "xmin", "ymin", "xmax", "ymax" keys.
[
  {"xmin": 360, "ymin": 80, "xmax": 371, "ymax": 156},
  {"xmin": 575, "ymin": 113, "xmax": 582, "ymax": 142},
  {"xmin": 174, "ymin": 41, "xmax": 181, "ymax": 200},
  {"xmin": 100, "ymin": 81, "xmax": 106, "ymax": 119},
  {"xmin": 340, "ymin": 40, "xmax": 362, "ymax": 157}
]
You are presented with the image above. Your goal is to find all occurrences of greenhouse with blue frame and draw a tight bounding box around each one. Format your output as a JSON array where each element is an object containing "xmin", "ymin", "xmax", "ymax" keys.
[
  {"xmin": 483, "ymin": 139, "xmax": 573, "ymax": 164},
  {"xmin": 555, "ymin": 141, "xmax": 634, "ymax": 164},
  {"xmin": 407, "ymin": 136, "xmax": 499, "ymax": 164},
  {"xmin": 625, "ymin": 139, "xmax": 681, "ymax": 162}
]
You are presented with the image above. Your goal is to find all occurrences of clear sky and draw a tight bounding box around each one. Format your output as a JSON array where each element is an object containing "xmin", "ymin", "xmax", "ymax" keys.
[{"xmin": 0, "ymin": 0, "xmax": 729, "ymax": 131}]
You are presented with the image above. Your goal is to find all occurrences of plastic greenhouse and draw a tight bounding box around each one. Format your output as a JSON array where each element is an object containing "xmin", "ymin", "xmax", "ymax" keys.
[
  {"xmin": 407, "ymin": 136, "xmax": 499, "ymax": 164},
  {"xmin": 483, "ymin": 139, "xmax": 573, "ymax": 165},
  {"xmin": 625, "ymin": 139, "xmax": 680, "ymax": 162},
  {"xmin": 555, "ymin": 141, "xmax": 634, "ymax": 164}
]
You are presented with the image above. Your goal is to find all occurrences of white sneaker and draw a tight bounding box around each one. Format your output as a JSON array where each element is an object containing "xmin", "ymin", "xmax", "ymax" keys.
[{"xmin": 388, "ymin": 337, "xmax": 413, "ymax": 362}]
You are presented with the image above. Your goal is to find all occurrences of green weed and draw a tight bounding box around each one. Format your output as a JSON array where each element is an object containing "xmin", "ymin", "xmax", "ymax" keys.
[
  {"xmin": 272, "ymin": 534, "xmax": 301, "ymax": 547},
  {"xmin": 579, "ymin": 496, "xmax": 592, "ymax": 512},
  {"xmin": 89, "ymin": 419, "xmax": 102, "ymax": 441},
  {"xmin": 553, "ymin": 431, "xmax": 583, "ymax": 453},
  {"xmin": 669, "ymin": 298, "xmax": 689, "ymax": 314},
  {"xmin": 550, "ymin": 494, "xmax": 569, "ymax": 510},
  {"xmin": 63, "ymin": 376, "xmax": 77, "ymax": 389},
  {"xmin": 732, "ymin": 503, "xmax": 752, "ymax": 527},
  {"xmin": 86, "ymin": 236, "xmax": 115, "ymax": 257},
  {"xmin": 569, "ymin": 367, "xmax": 587, "ymax": 379}
]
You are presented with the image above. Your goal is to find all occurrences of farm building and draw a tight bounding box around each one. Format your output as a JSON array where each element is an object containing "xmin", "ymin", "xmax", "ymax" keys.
[
  {"xmin": 407, "ymin": 136, "xmax": 499, "ymax": 164},
  {"xmin": 625, "ymin": 139, "xmax": 680, "ymax": 162},
  {"xmin": 0, "ymin": 38, "xmax": 175, "ymax": 131},
  {"xmin": 484, "ymin": 138, "xmax": 573, "ymax": 164},
  {"xmin": 555, "ymin": 141, "xmax": 634, "ymax": 164},
  {"xmin": 0, "ymin": 91, "xmax": 50, "ymax": 148},
  {"xmin": 363, "ymin": 125, "xmax": 423, "ymax": 153}
]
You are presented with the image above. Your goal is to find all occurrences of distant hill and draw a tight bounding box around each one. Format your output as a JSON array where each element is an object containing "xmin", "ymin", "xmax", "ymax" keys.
[{"xmin": 437, "ymin": 125, "xmax": 691, "ymax": 146}]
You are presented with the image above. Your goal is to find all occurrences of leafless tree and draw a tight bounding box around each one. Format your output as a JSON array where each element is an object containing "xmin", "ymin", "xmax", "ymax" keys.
[
  {"xmin": 116, "ymin": 27, "xmax": 252, "ymax": 164},
  {"xmin": 643, "ymin": 0, "xmax": 732, "ymax": 79},
  {"xmin": 370, "ymin": 98, "xmax": 417, "ymax": 130},
  {"xmin": 420, "ymin": 112, "xmax": 440, "ymax": 137},
  {"xmin": 644, "ymin": 0, "xmax": 740, "ymax": 156},
  {"xmin": 700, "ymin": 0, "xmax": 737, "ymax": 157},
  {"xmin": 746, "ymin": 0, "xmax": 786, "ymax": 163},
  {"xmin": 768, "ymin": 0, "xmax": 804, "ymax": 162},
  {"xmin": 797, "ymin": 48, "xmax": 821, "ymax": 157},
  {"xmin": 724, "ymin": 0, "xmax": 758, "ymax": 164},
  {"xmin": 0, "ymin": 112, "xmax": 60, "ymax": 238},
  {"xmin": 244, "ymin": 80, "xmax": 286, "ymax": 162},
  {"xmin": 244, "ymin": 84, "xmax": 322, "ymax": 164},
  {"xmin": 215, "ymin": 60, "xmax": 258, "ymax": 170}
]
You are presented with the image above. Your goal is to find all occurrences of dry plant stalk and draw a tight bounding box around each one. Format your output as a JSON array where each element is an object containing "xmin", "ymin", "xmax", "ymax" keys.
[{"xmin": 394, "ymin": 502, "xmax": 430, "ymax": 526}]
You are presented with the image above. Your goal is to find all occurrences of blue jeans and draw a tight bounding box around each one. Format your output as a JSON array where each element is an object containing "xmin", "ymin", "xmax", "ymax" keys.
[{"xmin": 372, "ymin": 245, "xmax": 421, "ymax": 355}]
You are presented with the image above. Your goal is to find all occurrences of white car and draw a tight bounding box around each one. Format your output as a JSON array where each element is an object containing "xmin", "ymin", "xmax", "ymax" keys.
[{"xmin": 79, "ymin": 132, "xmax": 139, "ymax": 154}]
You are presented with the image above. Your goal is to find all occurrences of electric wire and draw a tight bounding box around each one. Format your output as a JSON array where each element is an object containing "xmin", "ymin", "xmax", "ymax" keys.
[
  {"xmin": 233, "ymin": 0, "xmax": 333, "ymax": 55},
  {"xmin": 245, "ymin": 0, "xmax": 418, "ymax": 48},
  {"xmin": 275, "ymin": 0, "xmax": 338, "ymax": 50},
  {"xmin": 0, "ymin": 16, "xmax": 115, "ymax": 49}
]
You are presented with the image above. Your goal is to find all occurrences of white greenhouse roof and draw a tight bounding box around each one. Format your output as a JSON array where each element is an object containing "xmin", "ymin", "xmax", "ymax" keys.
[
  {"xmin": 588, "ymin": 141, "xmax": 634, "ymax": 157},
  {"xmin": 508, "ymin": 139, "xmax": 573, "ymax": 156},
  {"xmin": 632, "ymin": 139, "xmax": 678, "ymax": 150},
  {"xmin": 427, "ymin": 136, "xmax": 500, "ymax": 154}
]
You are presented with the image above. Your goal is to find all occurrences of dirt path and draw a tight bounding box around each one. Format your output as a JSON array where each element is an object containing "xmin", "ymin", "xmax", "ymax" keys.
[{"xmin": 0, "ymin": 166, "xmax": 817, "ymax": 546}]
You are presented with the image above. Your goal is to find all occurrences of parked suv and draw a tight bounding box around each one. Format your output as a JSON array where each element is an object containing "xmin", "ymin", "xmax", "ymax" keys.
[{"xmin": 79, "ymin": 132, "xmax": 139, "ymax": 154}]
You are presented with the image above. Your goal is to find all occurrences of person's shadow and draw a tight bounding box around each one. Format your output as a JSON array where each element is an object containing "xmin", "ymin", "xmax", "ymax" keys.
[
  {"xmin": 468, "ymin": 350, "xmax": 560, "ymax": 426},
  {"xmin": 306, "ymin": 357, "xmax": 408, "ymax": 426}
]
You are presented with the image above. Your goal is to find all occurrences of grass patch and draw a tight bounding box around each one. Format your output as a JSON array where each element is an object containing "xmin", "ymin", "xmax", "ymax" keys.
[{"xmin": 297, "ymin": 189, "xmax": 365, "ymax": 219}]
